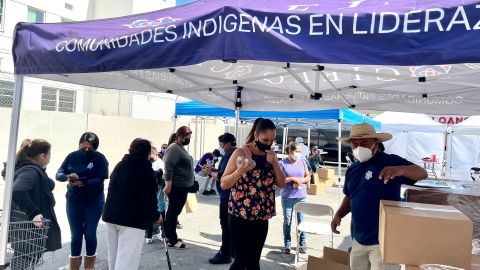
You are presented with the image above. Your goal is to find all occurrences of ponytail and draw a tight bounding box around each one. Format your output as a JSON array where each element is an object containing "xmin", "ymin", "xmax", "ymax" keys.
[
  {"xmin": 168, "ymin": 133, "xmax": 177, "ymax": 146},
  {"xmin": 245, "ymin": 118, "xmax": 276, "ymax": 144},
  {"xmin": 15, "ymin": 139, "xmax": 51, "ymax": 165}
]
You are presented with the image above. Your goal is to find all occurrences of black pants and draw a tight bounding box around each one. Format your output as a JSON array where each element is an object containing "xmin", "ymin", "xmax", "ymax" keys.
[
  {"xmin": 165, "ymin": 186, "xmax": 189, "ymax": 244},
  {"xmin": 229, "ymin": 214, "xmax": 268, "ymax": 270},
  {"xmin": 145, "ymin": 211, "xmax": 165, "ymax": 238},
  {"xmin": 219, "ymin": 198, "xmax": 233, "ymax": 257}
]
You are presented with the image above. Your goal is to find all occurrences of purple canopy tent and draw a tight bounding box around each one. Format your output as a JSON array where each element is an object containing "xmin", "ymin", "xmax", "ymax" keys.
[{"xmin": 3, "ymin": 0, "xmax": 480, "ymax": 264}]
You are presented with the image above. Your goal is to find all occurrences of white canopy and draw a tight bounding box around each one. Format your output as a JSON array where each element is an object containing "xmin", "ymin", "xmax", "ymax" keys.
[{"xmin": 375, "ymin": 112, "xmax": 446, "ymax": 177}]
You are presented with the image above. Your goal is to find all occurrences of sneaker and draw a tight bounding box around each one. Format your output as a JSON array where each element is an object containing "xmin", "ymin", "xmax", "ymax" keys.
[
  {"xmin": 209, "ymin": 189, "xmax": 216, "ymax": 195},
  {"xmin": 209, "ymin": 252, "xmax": 232, "ymax": 264},
  {"xmin": 282, "ymin": 247, "xmax": 291, "ymax": 254},
  {"xmin": 202, "ymin": 190, "xmax": 210, "ymax": 195},
  {"xmin": 176, "ymin": 221, "xmax": 183, "ymax": 229},
  {"xmin": 145, "ymin": 238, "xmax": 153, "ymax": 244},
  {"xmin": 299, "ymin": 247, "xmax": 307, "ymax": 254}
]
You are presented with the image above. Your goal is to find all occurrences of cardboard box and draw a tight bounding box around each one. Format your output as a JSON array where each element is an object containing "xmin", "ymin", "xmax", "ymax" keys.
[
  {"xmin": 311, "ymin": 173, "xmax": 319, "ymax": 184},
  {"xmin": 319, "ymin": 177, "xmax": 335, "ymax": 187},
  {"xmin": 379, "ymin": 200, "xmax": 473, "ymax": 269},
  {"xmin": 306, "ymin": 247, "xmax": 349, "ymax": 270},
  {"xmin": 307, "ymin": 183, "xmax": 325, "ymax": 196},
  {"xmin": 316, "ymin": 168, "xmax": 335, "ymax": 179}
]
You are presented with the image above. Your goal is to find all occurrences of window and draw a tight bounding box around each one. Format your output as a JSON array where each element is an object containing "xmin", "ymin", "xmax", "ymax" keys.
[
  {"xmin": 41, "ymin": 87, "xmax": 76, "ymax": 112},
  {"xmin": 27, "ymin": 7, "xmax": 45, "ymax": 23},
  {"xmin": 0, "ymin": 0, "xmax": 5, "ymax": 31},
  {"xmin": 0, "ymin": 80, "xmax": 14, "ymax": 108}
]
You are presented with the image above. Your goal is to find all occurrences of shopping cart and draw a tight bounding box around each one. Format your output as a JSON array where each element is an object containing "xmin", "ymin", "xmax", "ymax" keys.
[
  {"xmin": 471, "ymin": 167, "xmax": 480, "ymax": 181},
  {"xmin": 0, "ymin": 210, "xmax": 50, "ymax": 270}
]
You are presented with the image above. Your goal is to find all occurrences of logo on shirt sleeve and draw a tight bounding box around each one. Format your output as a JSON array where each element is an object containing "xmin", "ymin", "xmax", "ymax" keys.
[
  {"xmin": 87, "ymin": 163, "xmax": 94, "ymax": 169},
  {"xmin": 365, "ymin": 170, "xmax": 373, "ymax": 181}
]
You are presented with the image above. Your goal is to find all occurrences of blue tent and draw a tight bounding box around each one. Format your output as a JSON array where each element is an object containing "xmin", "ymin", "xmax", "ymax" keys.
[{"xmin": 175, "ymin": 100, "xmax": 381, "ymax": 129}]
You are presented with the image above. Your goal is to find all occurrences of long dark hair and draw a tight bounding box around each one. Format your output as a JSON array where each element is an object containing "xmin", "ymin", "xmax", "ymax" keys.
[
  {"xmin": 15, "ymin": 139, "xmax": 51, "ymax": 165},
  {"xmin": 168, "ymin": 126, "xmax": 191, "ymax": 145},
  {"xmin": 245, "ymin": 118, "xmax": 276, "ymax": 144}
]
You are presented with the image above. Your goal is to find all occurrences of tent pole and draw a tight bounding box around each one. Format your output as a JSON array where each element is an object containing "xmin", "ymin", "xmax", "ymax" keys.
[
  {"xmin": 235, "ymin": 108, "xmax": 240, "ymax": 139},
  {"xmin": 234, "ymin": 86, "xmax": 243, "ymax": 139},
  {"xmin": 194, "ymin": 116, "xmax": 198, "ymax": 160},
  {"xmin": 338, "ymin": 119, "xmax": 342, "ymax": 183},
  {"xmin": 307, "ymin": 128, "xmax": 311, "ymax": 148},
  {"xmin": 202, "ymin": 118, "xmax": 206, "ymax": 155},
  {"xmin": 441, "ymin": 129, "xmax": 448, "ymax": 180},
  {"xmin": 282, "ymin": 125, "xmax": 287, "ymax": 154},
  {"xmin": 0, "ymin": 75, "xmax": 24, "ymax": 267}
]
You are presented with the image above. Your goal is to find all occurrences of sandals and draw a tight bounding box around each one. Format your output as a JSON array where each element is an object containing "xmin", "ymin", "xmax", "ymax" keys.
[{"xmin": 167, "ymin": 239, "xmax": 187, "ymax": 249}]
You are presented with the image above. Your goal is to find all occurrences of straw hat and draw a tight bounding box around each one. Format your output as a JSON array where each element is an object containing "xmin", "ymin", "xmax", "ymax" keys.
[{"xmin": 337, "ymin": 123, "xmax": 392, "ymax": 143}]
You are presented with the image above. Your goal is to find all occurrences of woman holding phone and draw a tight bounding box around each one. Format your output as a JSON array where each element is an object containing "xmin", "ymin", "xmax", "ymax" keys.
[{"xmin": 56, "ymin": 132, "xmax": 109, "ymax": 270}]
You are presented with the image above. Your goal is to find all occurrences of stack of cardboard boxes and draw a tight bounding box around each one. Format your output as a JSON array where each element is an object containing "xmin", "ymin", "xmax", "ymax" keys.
[
  {"xmin": 305, "ymin": 200, "xmax": 478, "ymax": 270},
  {"xmin": 307, "ymin": 168, "xmax": 336, "ymax": 196}
]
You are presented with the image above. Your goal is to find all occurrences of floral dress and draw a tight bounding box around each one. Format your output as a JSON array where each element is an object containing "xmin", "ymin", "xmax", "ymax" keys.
[{"xmin": 228, "ymin": 154, "xmax": 277, "ymax": 220}]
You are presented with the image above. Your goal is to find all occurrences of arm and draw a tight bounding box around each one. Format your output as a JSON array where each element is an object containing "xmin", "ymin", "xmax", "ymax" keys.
[
  {"xmin": 266, "ymin": 150, "xmax": 286, "ymax": 188},
  {"xmin": 221, "ymin": 148, "xmax": 255, "ymax": 190},
  {"xmin": 380, "ymin": 165, "xmax": 428, "ymax": 184},
  {"xmin": 55, "ymin": 155, "xmax": 70, "ymax": 182},
  {"xmin": 12, "ymin": 169, "xmax": 42, "ymax": 220},
  {"xmin": 331, "ymin": 196, "xmax": 351, "ymax": 234},
  {"xmin": 82, "ymin": 155, "xmax": 109, "ymax": 187},
  {"xmin": 163, "ymin": 146, "xmax": 179, "ymax": 195}
]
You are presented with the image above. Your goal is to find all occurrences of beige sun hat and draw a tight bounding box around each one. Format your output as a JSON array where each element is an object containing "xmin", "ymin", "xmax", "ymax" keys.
[{"xmin": 336, "ymin": 123, "xmax": 392, "ymax": 143}]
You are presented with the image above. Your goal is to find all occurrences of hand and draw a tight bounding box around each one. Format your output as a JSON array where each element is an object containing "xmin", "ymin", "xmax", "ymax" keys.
[
  {"xmin": 164, "ymin": 185, "xmax": 171, "ymax": 196},
  {"xmin": 67, "ymin": 173, "xmax": 79, "ymax": 181},
  {"xmin": 265, "ymin": 150, "xmax": 277, "ymax": 165},
  {"xmin": 239, "ymin": 158, "xmax": 256, "ymax": 175},
  {"xmin": 68, "ymin": 180, "xmax": 84, "ymax": 187},
  {"xmin": 379, "ymin": 166, "xmax": 405, "ymax": 184},
  {"xmin": 155, "ymin": 215, "xmax": 163, "ymax": 224},
  {"xmin": 331, "ymin": 215, "xmax": 341, "ymax": 234},
  {"xmin": 32, "ymin": 214, "xmax": 44, "ymax": 228}
]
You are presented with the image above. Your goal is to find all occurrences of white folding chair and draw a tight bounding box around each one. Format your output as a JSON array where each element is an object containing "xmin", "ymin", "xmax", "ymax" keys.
[{"xmin": 293, "ymin": 202, "xmax": 334, "ymax": 264}]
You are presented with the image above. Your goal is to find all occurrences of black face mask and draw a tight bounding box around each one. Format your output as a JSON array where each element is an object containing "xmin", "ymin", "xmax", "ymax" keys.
[
  {"xmin": 182, "ymin": 138, "xmax": 191, "ymax": 146},
  {"xmin": 255, "ymin": 141, "xmax": 271, "ymax": 152}
]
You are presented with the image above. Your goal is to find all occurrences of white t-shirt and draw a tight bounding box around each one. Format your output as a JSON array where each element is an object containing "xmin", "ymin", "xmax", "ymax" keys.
[
  {"xmin": 152, "ymin": 159, "xmax": 164, "ymax": 171},
  {"xmin": 300, "ymin": 143, "xmax": 310, "ymax": 160}
]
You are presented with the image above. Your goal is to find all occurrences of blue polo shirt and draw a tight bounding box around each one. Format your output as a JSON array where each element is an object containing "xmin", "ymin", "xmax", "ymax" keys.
[{"xmin": 344, "ymin": 151, "xmax": 415, "ymax": 246}]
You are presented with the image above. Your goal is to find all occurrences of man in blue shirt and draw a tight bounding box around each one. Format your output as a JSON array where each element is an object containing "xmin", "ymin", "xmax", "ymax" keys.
[
  {"xmin": 331, "ymin": 123, "xmax": 427, "ymax": 270},
  {"xmin": 209, "ymin": 133, "xmax": 237, "ymax": 264}
]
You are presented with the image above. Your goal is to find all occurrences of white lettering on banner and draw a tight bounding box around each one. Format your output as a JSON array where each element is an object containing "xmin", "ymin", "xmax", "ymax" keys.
[{"xmin": 54, "ymin": 5, "xmax": 480, "ymax": 53}]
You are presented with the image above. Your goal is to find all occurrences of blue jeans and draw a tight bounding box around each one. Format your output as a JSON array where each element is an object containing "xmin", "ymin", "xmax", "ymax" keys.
[
  {"xmin": 282, "ymin": 197, "xmax": 306, "ymax": 248},
  {"xmin": 66, "ymin": 195, "xmax": 104, "ymax": 256}
]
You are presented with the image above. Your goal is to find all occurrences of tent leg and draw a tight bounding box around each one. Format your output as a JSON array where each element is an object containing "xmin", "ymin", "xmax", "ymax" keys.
[
  {"xmin": 307, "ymin": 128, "xmax": 311, "ymax": 149},
  {"xmin": 234, "ymin": 107, "xmax": 240, "ymax": 139},
  {"xmin": 0, "ymin": 75, "xmax": 24, "ymax": 267},
  {"xmin": 194, "ymin": 116, "xmax": 198, "ymax": 160},
  {"xmin": 338, "ymin": 119, "xmax": 342, "ymax": 183},
  {"xmin": 282, "ymin": 125, "xmax": 287, "ymax": 154},
  {"xmin": 173, "ymin": 115, "xmax": 177, "ymax": 133},
  {"xmin": 441, "ymin": 130, "xmax": 448, "ymax": 180}
]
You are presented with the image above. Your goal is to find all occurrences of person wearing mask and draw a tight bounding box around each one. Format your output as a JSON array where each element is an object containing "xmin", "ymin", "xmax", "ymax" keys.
[
  {"xmin": 221, "ymin": 118, "xmax": 286, "ymax": 270},
  {"xmin": 103, "ymin": 138, "xmax": 161, "ymax": 270},
  {"xmin": 295, "ymin": 137, "xmax": 310, "ymax": 161},
  {"xmin": 164, "ymin": 126, "xmax": 194, "ymax": 249},
  {"xmin": 209, "ymin": 133, "xmax": 237, "ymax": 264},
  {"xmin": 11, "ymin": 139, "xmax": 61, "ymax": 269},
  {"xmin": 56, "ymin": 132, "xmax": 109, "ymax": 270},
  {"xmin": 145, "ymin": 146, "xmax": 166, "ymax": 244},
  {"xmin": 280, "ymin": 142, "xmax": 311, "ymax": 254},
  {"xmin": 195, "ymin": 149, "xmax": 221, "ymax": 195},
  {"xmin": 159, "ymin": 143, "xmax": 168, "ymax": 159},
  {"xmin": 331, "ymin": 123, "xmax": 427, "ymax": 270}
]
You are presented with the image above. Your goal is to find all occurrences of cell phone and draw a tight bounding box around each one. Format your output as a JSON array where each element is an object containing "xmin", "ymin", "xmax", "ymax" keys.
[{"xmin": 69, "ymin": 177, "xmax": 87, "ymax": 182}]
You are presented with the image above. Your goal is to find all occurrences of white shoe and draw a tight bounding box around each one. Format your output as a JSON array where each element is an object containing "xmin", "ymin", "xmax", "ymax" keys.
[{"xmin": 145, "ymin": 238, "xmax": 153, "ymax": 244}]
